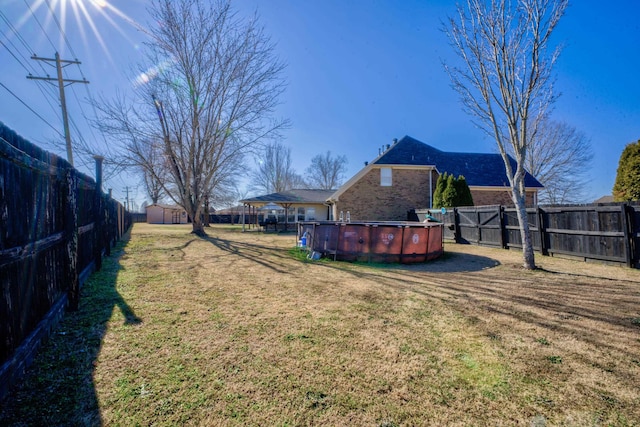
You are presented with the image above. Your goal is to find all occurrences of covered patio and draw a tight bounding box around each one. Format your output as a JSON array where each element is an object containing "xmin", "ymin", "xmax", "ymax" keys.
[{"xmin": 240, "ymin": 189, "xmax": 335, "ymax": 232}]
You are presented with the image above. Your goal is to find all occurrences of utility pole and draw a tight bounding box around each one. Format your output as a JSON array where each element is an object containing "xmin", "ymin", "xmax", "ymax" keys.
[
  {"xmin": 124, "ymin": 186, "xmax": 130, "ymax": 211},
  {"xmin": 27, "ymin": 52, "xmax": 89, "ymax": 166}
]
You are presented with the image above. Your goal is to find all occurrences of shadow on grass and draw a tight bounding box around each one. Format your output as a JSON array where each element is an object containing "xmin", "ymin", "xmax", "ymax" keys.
[
  {"xmin": 363, "ymin": 250, "xmax": 502, "ymax": 273},
  {"xmin": 198, "ymin": 231, "xmax": 501, "ymax": 275},
  {"xmin": 0, "ymin": 234, "xmax": 139, "ymax": 426},
  {"xmin": 199, "ymin": 234, "xmax": 296, "ymax": 274},
  {"xmin": 293, "ymin": 249, "xmax": 502, "ymax": 275}
]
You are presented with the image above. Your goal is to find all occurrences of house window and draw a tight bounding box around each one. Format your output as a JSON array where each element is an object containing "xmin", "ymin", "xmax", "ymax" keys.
[
  {"xmin": 306, "ymin": 208, "xmax": 316, "ymax": 221},
  {"xmin": 381, "ymin": 167, "xmax": 392, "ymax": 186},
  {"xmin": 297, "ymin": 207, "xmax": 305, "ymax": 222}
]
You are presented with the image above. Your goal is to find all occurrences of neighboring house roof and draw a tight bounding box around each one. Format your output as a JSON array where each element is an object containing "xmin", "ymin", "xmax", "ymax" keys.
[
  {"xmin": 213, "ymin": 205, "xmax": 245, "ymax": 214},
  {"xmin": 241, "ymin": 189, "xmax": 336, "ymax": 205},
  {"xmin": 594, "ymin": 195, "xmax": 614, "ymax": 204},
  {"xmin": 374, "ymin": 135, "xmax": 543, "ymax": 188}
]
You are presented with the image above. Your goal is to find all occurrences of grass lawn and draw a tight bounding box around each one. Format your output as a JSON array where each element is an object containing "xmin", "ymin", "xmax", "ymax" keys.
[{"xmin": 1, "ymin": 223, "xmax": 639, "ymax": 426}]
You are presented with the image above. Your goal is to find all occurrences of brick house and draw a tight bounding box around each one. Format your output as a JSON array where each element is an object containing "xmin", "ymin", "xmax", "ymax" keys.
[{"xmin": 327, "ymin": 135, "xmax": 543, "ymax": 221}]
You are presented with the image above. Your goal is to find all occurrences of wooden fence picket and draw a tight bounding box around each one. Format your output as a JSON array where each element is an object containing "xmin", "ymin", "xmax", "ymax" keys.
[
  {"xmin": 418, "ymin": 203, "xmax": 639, "ymax": 267},
  {"xmin": 0, "ymin": 124, "xmax": 132, "ymax": 401}
]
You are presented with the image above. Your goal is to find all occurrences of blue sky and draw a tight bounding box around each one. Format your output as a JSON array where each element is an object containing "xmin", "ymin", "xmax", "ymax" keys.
[{"xmin": 1, "ymin": 0, "xmax": 639, "ymax": 207}]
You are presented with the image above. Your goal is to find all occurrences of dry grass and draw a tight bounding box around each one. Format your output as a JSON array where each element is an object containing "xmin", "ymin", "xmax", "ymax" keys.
[{"xmin": 2, "ymin": 223, "xmax": 640, "ymax": 426}]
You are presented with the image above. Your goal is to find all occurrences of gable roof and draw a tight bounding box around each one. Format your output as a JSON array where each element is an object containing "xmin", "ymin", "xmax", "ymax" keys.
[
  {"xmin": 241, "ymin": 189, "xmax": 336, "ymax": 205},
  {"xmin": 374, "ymin": 135, "xmax": 543, "ymax": 188}
]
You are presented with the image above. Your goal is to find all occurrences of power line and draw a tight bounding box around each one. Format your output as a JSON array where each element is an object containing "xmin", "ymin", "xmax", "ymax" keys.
[
  {"xmin": 29, "ymin": 0, "xmax": 100, "ymax": 164},
  {"xmin": 22, "ymin": 0, "xmax": 56, "ymax": 52},
  {"xmin": 0, "ymin": 80, "xmax": 64, "ymax": 137},
  {"xmin": 0, "ymin": 11, "xmax": 33, "ymax": 54},
  {"xmin": 8, "ymin": 0, "xmax": 111, "ymax": 172},
  {"xmin": 0, "ymin": 28, "xmax": 61, "ymax": 118},
  {"xmin": 0, "ymin": 38, "xmax": 31, "ymax": 72},
  {"xmin": 69, "ymin": 85, "xmax": 104, "ymax": 154},
  {"xmin": 0, "ymin": 11, "xmax": 51, "ymax": 78},
  {"xmin": 0, "ymin": 10, "xmax": 59, "ymax": 100},
  {"xmin": 37, "ymin": 1, "xmax": 107, "ymax": 171},
  {"xmin": 28, "ymin": 54, "xmax": 89, "ymax": 165},
  {"xmin": 68, "ymin": 107, "xmax": 88, "ymax": 148},
  {"xmin": 2, "ymin": 0, "xmax": 102, "ymax": 173},
  {"xmin": 43, "ymin": 0, "xmax": 79, "ymax": 60}
]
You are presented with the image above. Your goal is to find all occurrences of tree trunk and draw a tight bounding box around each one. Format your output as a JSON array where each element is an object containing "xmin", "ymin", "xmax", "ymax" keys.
[
  {"xmin": 512, "ymin": 190, "xmax": 536, "ymax": 269},
  {"xmin": 203, "ymin": 195, "xmax": 210, "ymax": 227},
  {"xmin": 191, "ymin": 218, "xmax": 207, "ymax": 236},
  {"xmin": 189, "ymin": 200, "xmax": 207, "ymax": 237}
]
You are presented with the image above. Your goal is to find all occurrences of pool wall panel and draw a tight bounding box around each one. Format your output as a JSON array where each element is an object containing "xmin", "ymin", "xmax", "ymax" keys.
[{"xmin": 298, "ymin": 222, "xmax": 444, "ymax": 263}]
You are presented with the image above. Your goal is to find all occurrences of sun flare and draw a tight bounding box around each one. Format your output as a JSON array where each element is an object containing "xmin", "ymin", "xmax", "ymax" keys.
[{"xmin": 20, "ymin": 0, "xmax": 138, "ymax": 62}]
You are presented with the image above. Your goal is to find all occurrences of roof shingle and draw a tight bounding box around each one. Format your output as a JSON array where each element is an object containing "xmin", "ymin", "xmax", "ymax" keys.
[
  {"xmin": 375, "ymin": 136, "xmax": 543, "ymax": 188},
  {"xmin": 241, "ymin": 189, "xmax": 336, "ymax": 204}
]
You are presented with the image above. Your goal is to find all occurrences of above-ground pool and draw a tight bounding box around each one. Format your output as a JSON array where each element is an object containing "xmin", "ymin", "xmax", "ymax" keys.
[{"xmin": 297, "ymin": 221, "xmax": 444, "ymax": 263}]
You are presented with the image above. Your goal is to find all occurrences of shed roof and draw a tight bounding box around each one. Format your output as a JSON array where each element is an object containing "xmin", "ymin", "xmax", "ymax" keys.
[{"xmin": 146, "ymin": 203, "xmax": 185, "ymax": 211}]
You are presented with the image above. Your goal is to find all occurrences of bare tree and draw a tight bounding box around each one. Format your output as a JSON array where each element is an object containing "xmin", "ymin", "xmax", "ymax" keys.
[
  {"xmin": 523, "ymin": 117, "xmax": 593, "ymax": 204},
  {"xmin": 202, "ymin": 157, "xmax": 244, "ymax": 226},
  {"xmin": 305, "ymin": 151, "xmax": 348, "ymax": 190},
  {"xmin": 251, "ymin": 141, "xmax": 305, "ymax": 194},
  {"xmin": 444, "ymin": 0, "xmax": 568, "ymax": 269},
  {"xmin": 142, "ymin": 168, "xmax": 164, "ymax": 204},
  {"xmin": 209, "ymin": 187, "xmax": 240, "ymax": 211},
  {"xmin": 138, "ymin": 139, "xmax": 167, "ymax": 204},
  {"xmin": 94, "ymin": 0, "xmax": 287, "ymax": 236}
]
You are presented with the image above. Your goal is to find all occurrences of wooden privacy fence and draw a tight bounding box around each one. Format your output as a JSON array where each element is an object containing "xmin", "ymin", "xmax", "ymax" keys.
[
  {"xmin": 0, "ymin": 124, "xmax": 131, "ymax": 400},
  {"xmin": 209, "ymin": 213, "xmax": 258, "ymax": 225},
  {"xmin": 417, "ymin": 204, "xmax": 640, "ymax": 267},
  {"xmin": 127, "ymin": 213, "xmax": 261, "ymax": 226}
]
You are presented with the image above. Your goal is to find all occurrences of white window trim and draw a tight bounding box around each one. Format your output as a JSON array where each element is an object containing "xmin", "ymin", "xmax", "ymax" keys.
[{"xmin": 381, "ymin": 167, "xmax": 392, "ymax": 186}]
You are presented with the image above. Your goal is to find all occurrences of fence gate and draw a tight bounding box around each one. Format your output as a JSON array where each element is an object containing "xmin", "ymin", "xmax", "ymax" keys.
[
  {"xmin": 457, "ymin": 209, "xmax": 478, "ymax": 244},
  {"xmin": 456, "ymin": 206, "xmax": 503, "ymax": 247}
]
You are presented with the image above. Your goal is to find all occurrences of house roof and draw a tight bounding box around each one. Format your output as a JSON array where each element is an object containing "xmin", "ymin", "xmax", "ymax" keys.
[
  {"xmin": 593, "ymin": 195, "xmax": 614, "ymax": 204},
  {"xmin": 241, "ymin": 189, "xmax": 336, "ymax": 206},
  {"xmin": 212, "ymin": 205, "xmax": 245, "ymax": 214},
  {"xmin": 374, "ymin": 135, "xmax": 543, "ymax": 188}
]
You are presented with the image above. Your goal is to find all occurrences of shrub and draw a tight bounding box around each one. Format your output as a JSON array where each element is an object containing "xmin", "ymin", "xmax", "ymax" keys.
[{"xmin": 433, "ymin": 173, "xmax": 474, "ymax": 207}]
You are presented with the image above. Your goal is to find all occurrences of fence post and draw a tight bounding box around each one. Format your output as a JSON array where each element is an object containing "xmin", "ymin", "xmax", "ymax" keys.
[
  {"xmin": 499, "ymin": 206, "xmax": 506, "ymax": 249},
  {"xmin": 629, "ymin": 204, "xmax": 637, "ymax": 267},
  {"xmin": 65, "ymin": 167, "xmax": 79, "ymax": 311},
  {"xmin": 621, "ymin": 203, "xmax": 633, "ymax": 268},
  {"xmin": 537, "ymin": 207, "xmax": 548, "ymax": 256},
  {"xmin": 93, "ymin": 156, "xmax": 104, "ymax": 271},
  {"xmin": 119, "ymin": 203, "xmax": 124, "ymax": 240},
  {"xmin": 112, "ymin": 201, "xmax": 118, "ymax": 246},
  {"xmin": 476, "ymin": 208, "xmax": 481, "ymax": 245},
  {"xmin": 103, "ymin": 196, "xmax": 111, "ymax": 257},
  {"xmin": 453, "ymin": 207, "xmax": 460, "ymax": 243}
]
